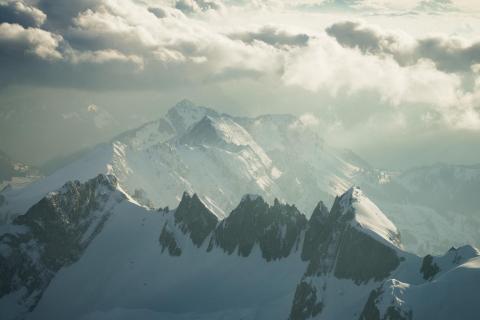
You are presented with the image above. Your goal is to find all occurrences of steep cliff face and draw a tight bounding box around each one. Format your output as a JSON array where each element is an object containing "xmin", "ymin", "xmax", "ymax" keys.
[
  {"xmin": 290, "ymin": 187, "xmax": 404, "ymax": 320},
  {"xmin": 159, "ymin": 192, "xmax": 307, "ymax": 262},
  {"xmin": 159, "ymin": 191, "xmax": 218, "ymax": 254},
  {"xmin": 0, "ymin": 174, "xmax": 123, "ymax": 316},
  {"xmin": 173, "ymin": 192, "xmax": 218, "ymax": 247},
  {"xmin": 208, "ymin": 195, "xmax": 307, "ymax": 261}
]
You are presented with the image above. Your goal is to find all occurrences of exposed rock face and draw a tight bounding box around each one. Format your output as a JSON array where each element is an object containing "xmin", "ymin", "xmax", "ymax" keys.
[
  {"xmin": 420, "ymin": 254, "xmax": 439, "ymax": 280},
  {"xmin": 359, "ymin": 280, "xmax": 413, "ymax": 320},
  {"xmin": 334, "ymin": 226, "xmax": 401, "ymax": 283},
  {"xmin": 0, "ymin": 174, "xmax": 121, "ymax": 314},
  {"xmin": 155, "ymin": 188, "xmax": 406, "ymax": 320},
  {"xmin": 289, "ymin": 281, "xmax": 323, "ymax": 320},
  {"xmin": 174, "ymin": 192, "xmax": 218, "ymax": 247},
  {"xmin": 302, "ymin": 190, "xmax": 400, "ymax": 280},
  {"xmin": 208, "ymin": 195, "xmax": 307, "ymax": 261},
  {"xmin": 159, "ymin": 221, "xmax": 182, "ymax": 256},
  {"xmin": 360, "ymin": 288, "xmax": 413, "ymax": 320},
  {"xmin": 290, "ymin": 187, "xmax": 402, "ymax": 319},
  {"xmin": 301, "ymin": 201, "xmax": 329, "ymax": 261}
]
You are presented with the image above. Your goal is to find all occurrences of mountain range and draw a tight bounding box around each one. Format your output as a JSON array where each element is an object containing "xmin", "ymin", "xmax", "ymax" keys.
[
  {"xmin": 1, "ymin": 174, "xmax": 479, "ymax": 319},
  {"xmin": 1, "ymin": 100, "xmax": 480, "ymax": 319},
  {"xmin": 1, "ymin": 100, "xmax": 479, "ymax": 255}
]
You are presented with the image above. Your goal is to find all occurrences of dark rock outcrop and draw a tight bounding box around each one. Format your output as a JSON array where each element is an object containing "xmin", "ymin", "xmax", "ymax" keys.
[
  {"xmin": 0, "ymin": 174, "xmax": 120, "ymax": 313},
  {"xmin": 174, "ymin": 192, "xmax": 218, "ymax": 247},
  {"xmin": 208, "ymin": 195, "xmax": 307, "ymax": 261}
]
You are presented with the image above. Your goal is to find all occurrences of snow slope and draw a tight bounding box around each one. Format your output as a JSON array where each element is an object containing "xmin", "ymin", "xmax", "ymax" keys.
[
  {"xmin": 29, "ymin": 201, "xmax": 306, "ymax": 320},
  {"xmin": 341, "ymin": 187, "xmax": 402, "ymax": 248}
]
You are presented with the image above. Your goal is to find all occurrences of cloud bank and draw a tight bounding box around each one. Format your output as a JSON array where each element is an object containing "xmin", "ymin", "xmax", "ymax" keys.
[{"xmin": 0, "ymin": 0, "xmax": 479, "ymax": 133}]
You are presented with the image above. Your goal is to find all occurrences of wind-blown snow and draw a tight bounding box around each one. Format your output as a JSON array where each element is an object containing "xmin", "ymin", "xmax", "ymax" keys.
[{"xmin": 348, "ymin": 187, "xmax": 401, "ymax": 248}]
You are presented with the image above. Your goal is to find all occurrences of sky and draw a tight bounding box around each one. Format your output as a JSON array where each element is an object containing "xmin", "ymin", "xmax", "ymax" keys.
[{"xmin": 0, "ymin": 0, "xmax": 479, "ymax": 169}]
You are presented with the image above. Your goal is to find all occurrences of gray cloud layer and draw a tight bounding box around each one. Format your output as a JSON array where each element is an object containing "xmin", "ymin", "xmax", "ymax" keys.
[
  {"xmin": 229, "ymin": 26, "xmax": 310, "ymax": 47},
  {"xmin": 0, "ymin": 0, "xmax": 46, "ymax": 27},
  {"xmin": 326, "ymin": 20, "xmax": 480, "ymax": 73}
]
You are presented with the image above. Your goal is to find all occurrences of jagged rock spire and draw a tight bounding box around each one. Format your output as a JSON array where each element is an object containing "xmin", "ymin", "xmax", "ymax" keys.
[{"xmin": 174, "ymin": 192, "xmax": 218, "ymax": 247}]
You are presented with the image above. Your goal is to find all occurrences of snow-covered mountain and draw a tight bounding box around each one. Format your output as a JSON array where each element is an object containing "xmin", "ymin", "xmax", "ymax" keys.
[
  {"xmin": 1, "ymin": 176, "xmax": 479, "ymax": 319},
  {"xmin": 0, "ymin": 99, "xmax": 356, "ymax": 222},
  {"xmin": 0, "ymin": 100, "xmax": 479, "ymax": 255}
]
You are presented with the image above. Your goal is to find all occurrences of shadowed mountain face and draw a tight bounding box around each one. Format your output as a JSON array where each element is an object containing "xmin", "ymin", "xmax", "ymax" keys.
[
  {"xmin": 1, "ymin": 175, "xmax": 479, "ymax": 320},
  {"xmin": 0, "ymin": 175, "xmax": 122, "ymax": 318}
]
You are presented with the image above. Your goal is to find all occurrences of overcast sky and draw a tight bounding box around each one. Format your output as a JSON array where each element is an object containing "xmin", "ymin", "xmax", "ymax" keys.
[{"xmin": 0, "ymin": 0, "xmax": 479, "ymax": 169}]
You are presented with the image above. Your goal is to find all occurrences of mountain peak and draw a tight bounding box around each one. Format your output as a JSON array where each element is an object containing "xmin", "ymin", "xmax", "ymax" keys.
[
  {"xmin": 173, "ymin": 98, "xmax": 196, "ymax": 109},
  {"xmin": 174, "ymin": 191, "xmax": 218, "ymax": 247},
  {"xmin": 308, "ymin": 201, "xmax": 330, "ymax": 228},
  {"xmin": 166, "ymin": 100, "xmax": 219, "ymax": 135},
  {"xmin": 92, "ymin": 173, "xmax": 118, "ymax": 189},
  {"xmin": 332, "ymin": 186, "xmax": 401, "ymax": 248},
  {"xmin": 179, "ymin": 115, "xmax": 250, "ymax": 148}
]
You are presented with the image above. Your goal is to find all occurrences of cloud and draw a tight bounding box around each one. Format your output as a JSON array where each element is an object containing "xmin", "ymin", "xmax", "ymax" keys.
[
  {"xmin": 298, "ymin": 113, "xmax": 320, "ymax": 126},
  {"xmin": 326, "ymin": 20, "xmax": 480, "ymax": 73},
  {"xmin": 229, "ymin": 26, "xmax": 310, "ymax": 47},
  {"xmin": 86, "ymin": 103, "xmax": 118, "ymax": 128},
  {"xmin": 174, "ymin": 0, "xmax": 225, "ymax": 13},
  {"xmin": 292, "ymin": 0, "xmax": 465, "ymax": 12},
  {"xmin": 62, "ymin": 0, "xmax": 288, "ymax": 72},
  {"xmin": 0, "ymin": 0, "xmax": 47, "ymax": 27},
  {"xmin": 147, "ymin": 7, "xmax": 167, "ymax": 18},
  {"xmin": 415, "ymin": 0, "xmax": 458, "ymax": 12},
  {"xmin": 282, "ymin": 32, "xmax": 480, "ymax": 130},
  {"xmin": 87, "ymin": 104, "xmax": 98, "ymax": 112},
  {"xmin": 67, "ymin": 48, "xmax": 144, "ymax": 69},
  {"xmin": 282, "ymin": 35, "xmax": 461, "ymax": 107},
  {"xmin": 0, "ymin": 0, "xmax": 478, "ymax": 132},
  {"xmin": 0, "ymin": 22, "xmax": 62, "ymax": 60}
]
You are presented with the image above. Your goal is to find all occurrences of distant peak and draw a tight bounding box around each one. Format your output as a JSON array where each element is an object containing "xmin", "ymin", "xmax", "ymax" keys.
[
  {"xmin": 179, "ymin": 115, "xmax": 243, "ymax": 148},
  {"xmin": 172, "ymin": 99, "xmax": 196, "ymax": 110},
  {"xmin": 310, "ymin": 200, "xmax": 329, "ymax": 223},
  {"xmin": 179, "ymin": 191, "xmax": 202, "ymax": 205},
  {"xmin": 197, "ymin": 115, "xmax": 216, "ymax": 126},
  {"xmin": 166, "ymin": 100, "xmax": 219, "ymax": 135}
]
